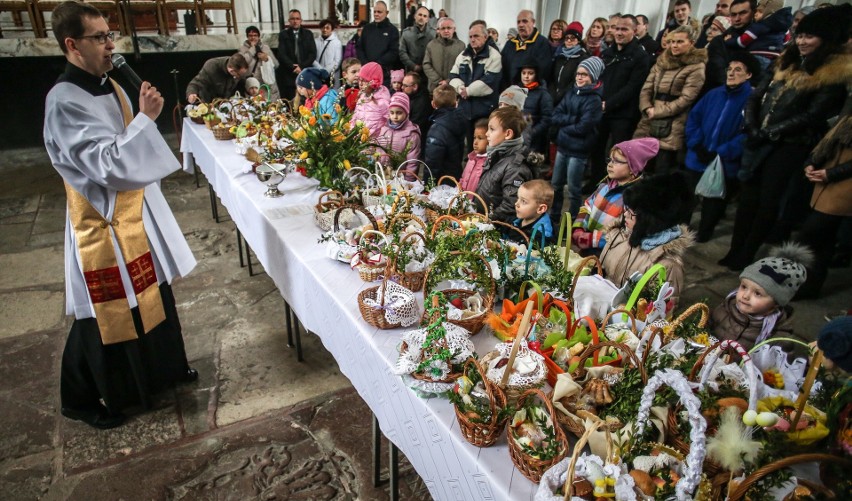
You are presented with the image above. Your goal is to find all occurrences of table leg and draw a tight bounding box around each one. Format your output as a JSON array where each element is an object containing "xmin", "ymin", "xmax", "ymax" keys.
[
  {"xmin": 191, "ymin": 157, "xmax": 201, "ymax": 188},
  {"xmin": 284, "ymin": 301, "xmax": 294, "ymax": 347},
  {"xmin": 389, "ymin": 440, "xmax": 400, "ymax": 501},
  {"xmin": 237, "ymin": 227, "xmax": 245, "ymax": 268},
  {"xmin": 244, "ymin": 236, "xmax": 254, "ymax": 276},
  {"xmin": 208, "ymin": 184, "xmax": 220, "ymax": 222},
  {"xmin": 372, "ymin": 413, "xmax": 383, "ymax": 487},
  {"xmin": 294, "ymin": 320, "xmax": 303, "ymax": 362}
]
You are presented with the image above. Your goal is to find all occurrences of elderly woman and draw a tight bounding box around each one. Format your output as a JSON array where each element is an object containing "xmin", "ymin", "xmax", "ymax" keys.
[
  {"xmin": 720, "ymin": 4, "xmax": 851, "ymax": 271},
  {"xmin": 547, "ymin": 19, "xmax": 568, "ymax": 50},
  {"xmin": 633, "ymin": 25, "xmax": 706, "ymax": 175},
  {"xmin": 238, "ymin": 25, "xmax": 280, "ymax": 100}
]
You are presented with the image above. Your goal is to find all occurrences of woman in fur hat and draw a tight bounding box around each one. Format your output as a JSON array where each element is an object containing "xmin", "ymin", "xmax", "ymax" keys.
[
  {"xmin": 599, "ymin": 172, "xmax": 695, "ymax": 308},
  {"xmin": 633, "ymin": 24, "xmax": 707, "ymax": 175},
  {"xmin": 720, "ymin": 4, "xmax": 852, "ymax": 271}
]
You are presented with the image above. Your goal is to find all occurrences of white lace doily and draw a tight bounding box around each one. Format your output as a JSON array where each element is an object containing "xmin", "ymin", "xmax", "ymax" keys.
[
  {"xmin": 427, "ymin": 184, "xmax": 463, "ymax": 209},
  {"xmin": 393, "ymin": 322, "xmax": 474, "ymax": 378},
  {"xmin": 363, "ymin": 281, "xmax": 419, "ymax": 327},
  {"xmin": 484, "ymin": 340, "xmax": 547, "ymax": 389}
]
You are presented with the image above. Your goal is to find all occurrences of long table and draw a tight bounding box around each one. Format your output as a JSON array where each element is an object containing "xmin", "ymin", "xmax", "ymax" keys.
[{"xmin": 180, "ymin": 119, "xmax": 541, "ymax": 500}]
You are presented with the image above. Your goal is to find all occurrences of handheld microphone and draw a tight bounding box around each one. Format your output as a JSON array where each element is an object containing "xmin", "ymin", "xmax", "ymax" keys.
[{"xmin": 111, "ymin": 54, "xmax": 144, "ymax": 91}]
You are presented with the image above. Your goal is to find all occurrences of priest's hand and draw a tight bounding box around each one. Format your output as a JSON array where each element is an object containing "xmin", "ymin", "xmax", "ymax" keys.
[{"xmin": 140, "ymin": 81, "xmax": 164, "ymax": 121}]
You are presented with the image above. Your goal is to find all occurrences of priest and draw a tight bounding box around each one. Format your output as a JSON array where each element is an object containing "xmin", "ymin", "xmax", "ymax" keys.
[{"xmin": 43, "ymin": 0, "xmax": 198, "ymax": 429}]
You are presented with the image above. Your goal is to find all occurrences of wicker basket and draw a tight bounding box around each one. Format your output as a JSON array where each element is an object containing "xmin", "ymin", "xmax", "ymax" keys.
[
  {"xmin": 424, "ymin": 175, "xmax": 461, "ymax": 223},
  {"xmin": 666, "ymin": 339, "xmax": 757, "ymax": 478},
  {"xmin": 357, "ymin": 273, "xmax": 402, "ymax": 330},
  {"xmin": 453, "ymin": 357, "xmax": 509, "ymax": 448},
  {"xmin": 212, "ymin": 125, "xmax": 235, "ymax": 140},
  {"xmin": 355, "ymin": 230, "xmax": 390, "ymax": 282},
  {"xmin": 190, "ymin": 115, "xmax": 205, "ymax": 124},
  {"xmin": 560, "ymin": 419, "xmax": 616, "ymax": 499},
  {"xmin": 507, "ymin": 388, "xmax": 570, "ymax": 483},
  {"xmin": 489, "ymin": 220, "xmax": 529, "ymax": 246},
  {"xmin": 382, "ymin": 209, "xmax": 426, "ymax": 235},
  {"xmin": 429, "ymin": 214, "xmax": 467, "ymax": 238},
  {"xmin": 446, "ymin": 191, "xmax": 489, "ymax": 221},
  {"xmin": 314, "ymin": 190, "xmax": 345, "ymax": 231},
  {"xmin": 385, "ymin": 232, "xmax": 429, "ymax": 292},
  {"xmin": 727, "ymin": 454, "xmax": 852, "ymax": 501},
  {"xmin": 422, "ymin": 251, "xmax": 495, "ymax": 335}
]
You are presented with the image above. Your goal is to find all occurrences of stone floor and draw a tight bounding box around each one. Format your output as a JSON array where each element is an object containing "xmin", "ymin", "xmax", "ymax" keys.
[{"xmin": 0, "ymin": 136, "xmax": 849, "ymax": 500}]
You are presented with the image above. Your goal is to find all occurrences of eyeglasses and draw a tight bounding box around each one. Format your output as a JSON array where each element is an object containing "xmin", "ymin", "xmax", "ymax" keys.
[
  {"xmin": 606, "ymin": 157, "xmax": 628, "ymax": 165},
  {"xmin": 565, "ymin": 35, "xmax": 578, "ymax": 41},
  {"xmin": 624, "ymin": 208, "xmax": 638, "ymax": 219},
  {"xmin": 575, "ymin": 71, "xmax": 590, "ymax": 77},
  {"xmin": 76, "ymin": 32, "xmax": 115, "ymax": 44}
]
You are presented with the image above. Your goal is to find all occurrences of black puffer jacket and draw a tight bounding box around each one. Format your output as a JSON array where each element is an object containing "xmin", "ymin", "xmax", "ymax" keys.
[
  {"xmin": 424, "ymin": 106, "xmax": 467, "ymax": 179},
  {"xmin": 551, "ymin": 81, "xmax": 604, "ymax": 158},
  {"xmin": 549, "ymin": 47, "xmax": 589, "ymax": 106},
  {"xmin": 745, "ymin": 49, "xmax": 851, "ymax": 147},
  {"xmin": 599, "ymin": 38, "xmax": 651, "ymax": 121},
  {"xmin": 475, "ymin": 139, "xmax": 534, "ymax": 223}
]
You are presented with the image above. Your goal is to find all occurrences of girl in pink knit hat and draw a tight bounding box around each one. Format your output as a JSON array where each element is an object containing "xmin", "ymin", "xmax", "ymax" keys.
[
  {"xmin": 571, "ymin": 137, "xmax": 659, "ymax": 254},
  {"xmin": 351, "ymin": 62, "xmax": 390, "ymax": 138},
  {"xmin": 375, "ymin": 92, "xmax": 421, "ymax": 178}
]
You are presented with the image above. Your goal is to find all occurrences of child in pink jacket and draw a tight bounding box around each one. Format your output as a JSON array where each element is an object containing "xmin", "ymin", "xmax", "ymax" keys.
[
  {"xmin": 351, "ymin": 62, "xmax": 390, "ymax": 138},
  {"xmin": 459, "ymin": 118, "xmax": 489, "ymax": 192},
  {"xmin": 376, "ymin": 92, "xmax": 422, "ymax": 177}
]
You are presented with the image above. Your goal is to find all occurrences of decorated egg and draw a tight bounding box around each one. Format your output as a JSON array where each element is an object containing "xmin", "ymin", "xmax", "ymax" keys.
[
  {"xmin": 742, "ymin": 409, "xmax": 757, "ymax": 426},
  {"xmin": 756, "ymin": 412, "xmax": 779, "ymax": 427}
]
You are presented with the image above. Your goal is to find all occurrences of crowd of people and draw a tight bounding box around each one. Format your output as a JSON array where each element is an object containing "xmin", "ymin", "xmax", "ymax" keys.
[{"xmin": 183, "ymin": 1, "xmax": 852, "ymax": 365}]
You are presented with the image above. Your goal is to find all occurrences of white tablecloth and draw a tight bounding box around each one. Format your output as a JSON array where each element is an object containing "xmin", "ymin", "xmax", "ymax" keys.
[{"xmin": 180, "ymin": 119, "xmax": 540, "ymax": 501}]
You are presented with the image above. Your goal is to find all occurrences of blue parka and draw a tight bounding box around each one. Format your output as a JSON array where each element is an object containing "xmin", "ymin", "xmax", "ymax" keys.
[{"xmin": 684, "ymin": 81, "xmax": 752, "ymax": 178}]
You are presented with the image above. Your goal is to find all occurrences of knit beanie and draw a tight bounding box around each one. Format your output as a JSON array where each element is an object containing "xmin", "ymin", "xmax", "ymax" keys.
[
  {"xmin": 565, "ymin": 21, "xmax": 583, "ymax": 39},
  {"xmin": 296, "ymin": 67, "xmax": 328, "ymax": 90},
  {"xmin": 796, "ymin": 3, "xmax": 852, "ymax": 45},
  {"xmin": 507, "ymin": 27, "xmax": 519, "ymax": 39},
  {"xmin": 613, "ymin": 137, "xmax": 659, "ymax": 176},
  {"xmin": 390, "ymin": 69, "xmax": 404, "ymax": 84},
  {"xmin": 245, "ymin": 77, "xmax": 260, "ymax": 90},
  {"xmin": 388, "ymin": 92, "xmax": 410, "ymax": 115},
  {"xmin": 359, "ymin": 62, "xmax": 384, "ymax": 89},
  {"xmin": 499, "ymin": 85, "xmax": 528, "ymax": 109},
  {"xmin": 711, "ymin": 16, "xmax": 731, "ymax": 33},
  {"xmin": 739, "ymin": 243, "xmax": 814, "ymax": 307},
  {"xmin": 578, "ymin": 56, "xmax": 605, "ymax": 83},
  {"xmin": 817, "ymin": 316, "xmax": 852, "ymax": 373}
]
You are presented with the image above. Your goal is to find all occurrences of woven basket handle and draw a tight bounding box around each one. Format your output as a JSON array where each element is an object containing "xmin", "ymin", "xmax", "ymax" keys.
[
  {"xmin": 695, "ymin": 340, "xmax": 758, "ymax": 411},
  {"xmin": 388, "ymin": 231, "xmax": 428, "ymax": 274},
  {"xmin": 461, "ymin": 357, "xmax": 503, "ymax": 427},
  {"xmin": 429, "ymin": 214, "xmax": 466, "ymax": 238},
  {"xmin": 563, "ymin": 419, "xmax": 612, "ymax": 501},
  {"xmin": 333, "ymin": 204, "xmax": 378, "ymax": 232},
  {"xmin": 601, "ymin": 308, "xmax": 638, "ymax": 333},
  {"xmin": 490, "ymin": 220, "xmax": 530, "ymax": 245},
  {"xmin": 728, "ymin": 454, "xmax": 852, "ymax": 501},
  {"xmin": 389, "ymin": 191, "xmax": 415, "ymax": 214},
  {"xmin": 394, "ymin": 159, "xmax": 431, "ymax": 180},
  {"xmin": 518, "ymin": 280, "xmax": 544, "ymax": 311},
  {"xmin": 317, "ymin": 190, "xmax": 344, "ymax": 206},
  {"xmin": 567, "ymin": 255, "xmax": 603, "ymax": 307},
  {"xmin": 636, "ymin": 325, "xmax": 664, "ymax": 365},
  {"xmin": 668, "ymin": 303, "xmax": 710, "ymax": 331},
  {"xmin": 435, "ymin": 175, "xmax": 460, "ymax": 187},
  {"xmin": 574, "ymin": 341, "xmax": 647, "ymax": 384},
  {"xmin": 447, "ymin": 191, "xmax": 489, "ymax": 220}
]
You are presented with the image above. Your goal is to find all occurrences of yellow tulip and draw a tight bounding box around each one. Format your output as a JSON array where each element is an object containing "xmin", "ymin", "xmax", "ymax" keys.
[
  {"xmin": 343, "ymin": 159, "xmax": 351, "ymax": 170},
  {"xmin": 299, "ymin": 151, "xmax": 309, "ymax": 160},
  {"xmin": 298, "ymin": 106, "xmax": 311, "ymax": 117}
]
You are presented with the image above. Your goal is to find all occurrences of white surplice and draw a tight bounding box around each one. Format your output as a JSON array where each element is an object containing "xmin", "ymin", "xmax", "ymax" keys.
[{"xmin": 44, "ymin": 77, "xmax": 196, "ymax": 320}]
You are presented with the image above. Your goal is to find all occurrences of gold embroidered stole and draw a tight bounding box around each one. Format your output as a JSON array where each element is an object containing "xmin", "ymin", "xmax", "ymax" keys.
[{"xmin": 64, "ymin": 79, "xmax": 166, "ymax": 344}]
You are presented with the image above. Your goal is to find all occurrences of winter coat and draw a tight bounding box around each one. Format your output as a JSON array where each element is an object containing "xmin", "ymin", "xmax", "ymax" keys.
[
  {"xmin": 304, "ymin": 86, "xmax": 338, "ymax": 122},
  {"xmin": 703, "ymin": 26, "xmax": 749, "ymax": 96},
  {"xmin": 637, "ymin": 34, "xmax": 660, "ymax": 58},
  {"xmin": 407, "ymin": 87, "xmax": 432, "ymax": 139},
  {"xmin": 423, "ymin": 36, "xmax": 466, "ymax": 91},
  {"xmin": 634, "ymin": 47, "xmax": 707, "ymax": 151},
  {"xmin": 809, "ymin": 115, "xmax": 852, "ymax": 216},
  {"xmin": 424, "ymin": 106, "xmax": 467, "ymax": 179},
  {"xmin": 376, "ymin": 119, "xmax": 422, "ymax": 167},
  {"xmin": 342, "ymin": 36, "xmax": 358, "ymax": 60},
  {"xmin": 551, "ymin": 81, "xmax": 603, "ymax": 159},
  {"xmin": 573, "ymin": 178, "xmax": 639, "ymax": 249},
  {"xmin": 460, "ymin": 151, "xmax": 487, "ymax": 192},
  {"xmin": 599, "ymin": 224, "xmax": 694, "ymax": 307},
  {"xmin": 710, "ymin": 294, "xmax": 796, "ymax": 352},
  {"xmin": 513, "ymin": 213, "xmax": 554, "ymax": 245},
  {"xmin": 520, "ymin": 84, "xmax": 553, "ymax": 154},
  {"xmin": 448, "ymin": 44, "xmax": 502, "ymax": 121},
  {"xmin": 314, "ymin": 32, "xmax": 342, "ymax": 87},
  {"xmin": 399, "ymin": 24, "xmax": 436, "ymax": 71},
  {"xmin": 726, "ymin": 7, "xmax": 792, "ymax": 60},
  {"xmin": 599, "ymin": 38, "xmax": 651, "ymax": 121},
  {"xmin": 475, "ymin": 140, "xmax": 534, "ymax": 223},
  {"xmin": 744, "ymin": 50, "xmax": 851, "ymax": 149},
  {"xmin": 685, "ymin": 81, "xmax": 752, "ymax": 177},
  {"xmin": 339, "ymin": 83, "xmax": 359, "ymax": 112},
  {"xmin": 277, "ymin": 27, "xmax": 317, "ymax": 89},
  {"xmin": 352, "ymin": 86, "xmax": 391, "ymax": 138},
  {"xmin": 501, "ymin": 28, "xmax": 553, "ymax": 90},
  {"xmin": 186, "ymin": 56, "xmax": 244, "ymax": 103},
  {"xmin": 549, "ymin": 47, "xmax": 590, "ymax": 106},
  {"xmin": 357, "ymin": 18, "xmax": 400, "ymax": 84},
  {"xmin": 239, "ymin": 41, "xmax": 280, "ymax": 99}
]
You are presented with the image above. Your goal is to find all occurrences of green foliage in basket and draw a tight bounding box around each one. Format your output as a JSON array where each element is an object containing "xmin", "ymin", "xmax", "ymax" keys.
[
  {"xmin": 538, "ymin": 246, "xmax": 575, "ymax": 299},
  {"xmin": 511, "ymin": 404, "xmax": 561, "ymax": 460},
  {"xmin": 448, "ymin": 360, "xmax": 514, "ymax": 425}
]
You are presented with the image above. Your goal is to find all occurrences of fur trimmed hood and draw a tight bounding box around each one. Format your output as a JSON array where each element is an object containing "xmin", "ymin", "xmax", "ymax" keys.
[
  {"xmin": 811, "ymin": 114, "xmax": 852, "ymax": 164},
  {"xmin": 656, "ymin": 47, "xmax": 708, "ymax": 70},
  {"xmin": 603, "ymin": 223, "xmax": 695, "ymax": 257},
  {"xmin": 772, "ymin": 48, "xmax": 852, "ymax": 92}
]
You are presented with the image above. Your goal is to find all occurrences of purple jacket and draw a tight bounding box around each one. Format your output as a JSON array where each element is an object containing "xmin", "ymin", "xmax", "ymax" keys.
[{"xmin": 352, "ymin": 86, "xmax": 391, "ymax": 138}]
